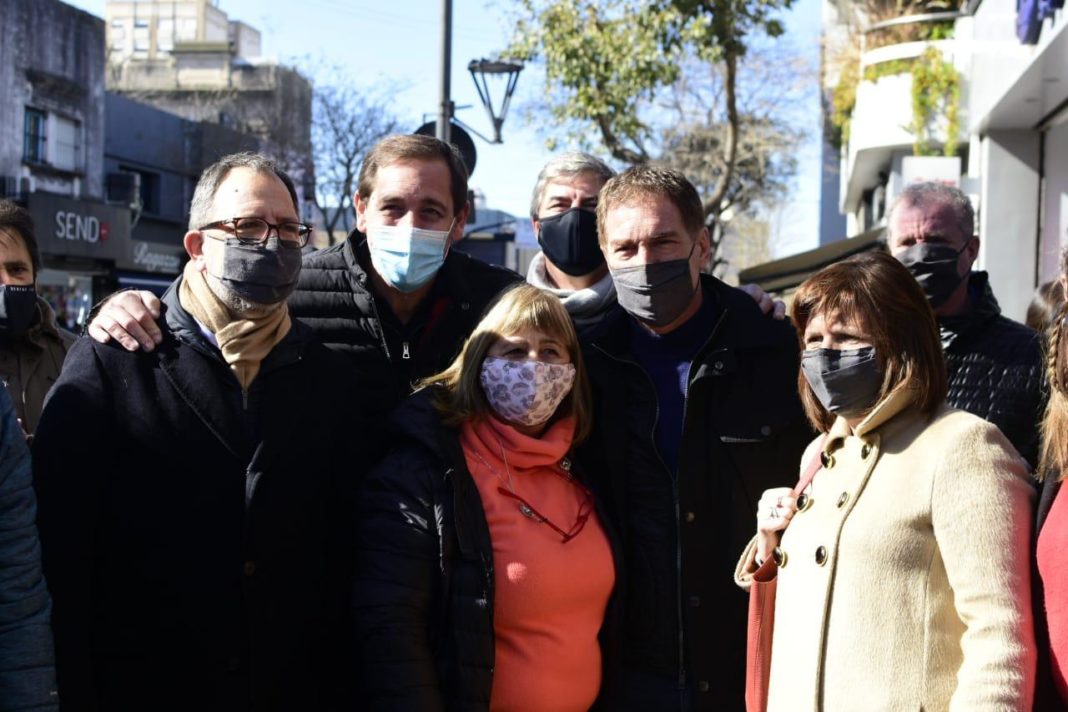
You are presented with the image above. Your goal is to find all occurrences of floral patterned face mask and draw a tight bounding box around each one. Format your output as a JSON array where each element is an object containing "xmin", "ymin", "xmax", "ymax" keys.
[{"xmin": 479, "ymin": 356, "xmax": 577, "ymax": 427}]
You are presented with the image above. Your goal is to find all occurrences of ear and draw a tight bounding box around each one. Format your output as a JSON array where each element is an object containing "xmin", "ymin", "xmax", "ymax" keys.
[
  {"xmin": 355, "ymin": 192, "xmax": 368, "ymax": 233},
  {"xmin": 447, "ymin": 203, "xmax": 470, "ymax": 247},
  {"xmin": 183, "ymin": 230, "xmax": 208, "ymax": 271},
  {"xmin": 962, "ymin": 234, "xmax": 980, "ymax": 268},
  {"xmin": 531, "ymin": 217, "xmax": 541, "ymax": 238},
  {"xmin": 696, "ymin": 226, "xmax": 712, "ymax": 265}
]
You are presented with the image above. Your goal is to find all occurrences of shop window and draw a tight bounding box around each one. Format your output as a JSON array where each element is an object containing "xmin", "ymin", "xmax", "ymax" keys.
[
  {"xmin": 22, "ymin": 109, "xmax": 46, "ymax": 164},
  {"xmin": 51, "ymin": 115, "xmax": 80, "ymax": 172}
]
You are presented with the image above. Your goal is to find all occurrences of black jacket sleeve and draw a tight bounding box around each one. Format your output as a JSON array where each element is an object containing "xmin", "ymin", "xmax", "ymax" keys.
[
  {"xmin": 352, "ymin": 444, "xmax": 447, "ymax": 712},
  {"xmin": 32, "ymin": 338, "xmax": 115, "ymax": 711},
  {"xmin": 0, "ymin": 385, "xmax": 59, "ymax": 711}
]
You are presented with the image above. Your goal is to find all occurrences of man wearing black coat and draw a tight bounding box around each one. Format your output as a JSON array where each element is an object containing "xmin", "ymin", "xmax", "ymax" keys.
[
  {"xmin": 88, "ymin": 135, "xmax": 521, "ymax": 420},
  {"xmin": 579, "ymin": 166, "xmax": 812, "ymax": 711},
  {"xmin": 33, "ymin": 154, "xmax": 367, "ymax": 711},
  {"xmin": 886, "ymin": 181, "xmax": 1046, "ymax": 469}
]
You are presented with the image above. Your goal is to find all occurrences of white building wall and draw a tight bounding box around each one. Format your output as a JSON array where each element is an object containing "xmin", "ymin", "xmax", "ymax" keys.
[
  {"xmin": 979, "ymin": 130, "xmax": 1041, "ymax": 321},
  {"xmin": 1040, "ymin": 119, "xmax": 1068, "ymax": 283}
]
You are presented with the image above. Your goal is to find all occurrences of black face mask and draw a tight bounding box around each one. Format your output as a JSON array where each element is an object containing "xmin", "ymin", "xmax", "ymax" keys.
[
  {"xmin": 801, "ymin": 347, "xmax": 884, "ymax": 419},
  {"xmin": 896, "ymin": 240, "xmax": 972, "ymax": 308},
  {"xmin": 610, "ymin": 241, "xmax": 697, "ymax": 328},
  {"xmin": 537, "ymin": 208, "xmax": 605, "ymax": 277},
  {"xmin": 209, "ymin": 237, "xmax": 302, "ymax": 305},
  {"xmin": 0, "ymin": 285, "xmax": 39, "ymax": 337}
]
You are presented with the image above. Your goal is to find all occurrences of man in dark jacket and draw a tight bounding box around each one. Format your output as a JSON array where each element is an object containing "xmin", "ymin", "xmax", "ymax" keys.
[
  {"xmin": 87, "ymin": 135, "xmax": 520, "ymax": 419},
  {"xmin": 887, "ymin": 182, "xmax": 1046, "ymax": 468},
  {"xmin": 0, "ymin": 201, "xmax": 75, "ymax": 437},
  {"xmin": 33, "ymin": 153, "xmax": 366, "ymax": 711},
  {"xmin": 580, "ymin": 166, "xmax": 812, "ymax": 711}
]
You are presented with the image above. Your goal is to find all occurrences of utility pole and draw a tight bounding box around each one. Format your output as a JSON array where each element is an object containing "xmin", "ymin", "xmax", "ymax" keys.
[{"xmin": 436, "ymin": 0, "xmax": 453, "ymax": 143}]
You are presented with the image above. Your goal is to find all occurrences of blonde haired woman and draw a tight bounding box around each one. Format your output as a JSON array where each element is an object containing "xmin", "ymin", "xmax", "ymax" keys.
[
  {"xmin": 353, "ymin": 283, "xmax": 619, "ymax": 711},
  {"xmin": 1035, "ymin": 266, "xmax": 1068, "ymax": 711},
  {"xmin": 736, "ymin": 251, "xmax": 1035, "ymax": 711}
]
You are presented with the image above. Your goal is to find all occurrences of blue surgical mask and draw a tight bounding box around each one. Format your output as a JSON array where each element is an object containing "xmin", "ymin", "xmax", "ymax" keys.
[{"xmin": 366, "ymin": 221, "xmax": 454, "ymax": 293}]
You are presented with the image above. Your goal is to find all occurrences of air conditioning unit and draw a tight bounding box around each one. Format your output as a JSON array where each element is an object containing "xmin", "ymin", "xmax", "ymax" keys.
[{"xmin": 107, "ymin": 171, "xmax": 141, "ymax": 209}]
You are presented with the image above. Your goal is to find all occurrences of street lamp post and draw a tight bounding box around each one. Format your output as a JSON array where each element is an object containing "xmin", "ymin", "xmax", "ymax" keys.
[{"xmin": 436, "ymin": 0, "xmax": 453, "ymax": 143}]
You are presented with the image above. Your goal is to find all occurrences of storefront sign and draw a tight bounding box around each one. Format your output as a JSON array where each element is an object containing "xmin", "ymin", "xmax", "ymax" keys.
[
  {"xmin": 129, "ymin": 241, "xmax": 182, "ymax": 274},
  {"xmin": 28, "ymin": 192, "xmax": 130, "ymax": 262}
]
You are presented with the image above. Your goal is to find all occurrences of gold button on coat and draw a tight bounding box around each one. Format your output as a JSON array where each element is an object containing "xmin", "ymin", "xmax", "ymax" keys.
[
  {"xmin": 820, "ymin": 451, "xmax": 835, "ymax": 468},
  {"xmin": 797, "ymin": 493, "xmax": 812, "ymax": 511},
  {"xmin": 773, "ymin": 547, "xmax": 788, "ymax": 568},
  {"xmin": 815, "ymin": 546, "xmax": 828, "ymax": 566},
  {"xmin": 836, "ymin": 492, "xmax": 849, "ymax": 508},
  {"xmin": 861, "ymin": 444, "xmax": 872, "ymax": 459}
]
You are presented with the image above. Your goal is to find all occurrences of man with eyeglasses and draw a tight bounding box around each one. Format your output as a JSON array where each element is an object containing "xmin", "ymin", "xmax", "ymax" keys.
[
  {"xmin": 32, "ymin": 152, "xmax": 368, "ymax": 711},
  {"xmin": 87, "ymin": 134, "xmax": 521, "ymax": 421}
]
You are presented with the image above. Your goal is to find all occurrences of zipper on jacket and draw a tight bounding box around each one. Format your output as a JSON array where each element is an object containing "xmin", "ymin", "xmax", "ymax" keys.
[
  {"xmin": 241, "ymin": 388, "xmax": 248, "ymax": 411},
  {"xmin": 593, "ymin": 344, "xmax": 686, "ymax": 687},
  {"xmin": 402, "ymin": 341, "xmax": 411, "ymax": 360}
]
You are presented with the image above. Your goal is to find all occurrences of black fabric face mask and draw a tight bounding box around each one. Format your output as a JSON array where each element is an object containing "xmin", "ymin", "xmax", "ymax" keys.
[
  {"xmin": 896, "ymin": 240, "xmax": 972, "ymax": 308},
  {"xmin": 211, "ymin": 236, "xmax": 303, "ymax": 305},
  {"xmin": 537, "ymin": 208, "xmax": 605, "ymax": 277},
  {"xmin": 801, "ymin": 346, "xmax": 884, "ymax": 419},
  {"xmin": 0, "ymin": 284, "xmax": 39, "ymax": 337},
  {"xmin": 610, "ymin": 241, "xmax": 697, "ymax": 328}
]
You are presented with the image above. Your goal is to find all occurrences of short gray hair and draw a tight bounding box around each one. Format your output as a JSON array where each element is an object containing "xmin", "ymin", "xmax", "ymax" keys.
[
  {"xmin": 188, "ymin": 152, "xmax": 299, "ymax": 230},
  {"xmin": 888, "ymin": 182, "xmax": 975, "ymax": 242},
  {"xmin": 529, "ymin": 151, "xmax": 616, "ymax": 220}
]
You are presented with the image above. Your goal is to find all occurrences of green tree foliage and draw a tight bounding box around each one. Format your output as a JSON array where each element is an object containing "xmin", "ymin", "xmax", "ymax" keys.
[{"xmin": 508, "ymin": 0, "xmax": 793, "ymax": 220}]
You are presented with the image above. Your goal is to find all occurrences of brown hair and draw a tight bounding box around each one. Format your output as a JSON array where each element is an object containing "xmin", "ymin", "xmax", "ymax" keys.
[
  {"xmin": 1027, "ymin": 281, "xmax": 1065, "ymax": 333},
  {"xmin": 0, "ymin": 200, "xmax": 40, "ymax": 278},
  {"xmin": 357, "ymin": 134, "xmax": 469, "ymax": 217},
  {"xmin": 790, "ymin": 250, "xmax": 947, "ymax": 432},
  {"xmin": 595, "ymin": 165, "xmax": 704, "ymax": 247},
  {"xmin": 418, "ymin": 283, "xmax": 593, "ymax": 443}
]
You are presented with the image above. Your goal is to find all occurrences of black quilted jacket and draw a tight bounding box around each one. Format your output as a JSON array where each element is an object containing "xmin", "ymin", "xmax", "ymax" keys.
[
  {"xmin": 940, "ymin": 272, "xmax": 1047, "ymax": 469},
  {"xmin": 288, "ymin": 233, "xmax": 521, "ymax": 419}
]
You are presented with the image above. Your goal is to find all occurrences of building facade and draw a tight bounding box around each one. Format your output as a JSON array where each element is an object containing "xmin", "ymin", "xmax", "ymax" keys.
[
  {"xmin": 814, "ymin": 0, "xmax": 1067, "ymax": 320},
  {"xmin": 104, "ymin": 0, "xmax": 313, "ymax": 194},
  {"xmin": 0, "ymin": 0, "xmax": 130, "ymax": 329},
  {"xmin": 105, "ymin": 92, "xmax": 259, "ymax": 295}
]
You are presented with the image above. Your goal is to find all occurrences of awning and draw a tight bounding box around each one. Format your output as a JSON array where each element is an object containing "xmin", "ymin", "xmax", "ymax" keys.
[{"xmin": 737, "ymin": 228, "xmax": 886, "ymax": 293}]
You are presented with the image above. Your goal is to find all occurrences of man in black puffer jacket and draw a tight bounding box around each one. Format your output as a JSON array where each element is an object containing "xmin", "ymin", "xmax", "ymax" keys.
[
  {"xmin": 887, "ymin": 182, "xmax": 1046, "ymax": 469},
  {"xmin": 87, "ymin": 135, "xmax": 520, "ymax": 422}
]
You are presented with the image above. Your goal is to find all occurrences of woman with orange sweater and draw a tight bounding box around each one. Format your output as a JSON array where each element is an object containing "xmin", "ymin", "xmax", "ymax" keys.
[{"xmin": 353, "ymin": 283, "xmax": 619, "ymax": 711}]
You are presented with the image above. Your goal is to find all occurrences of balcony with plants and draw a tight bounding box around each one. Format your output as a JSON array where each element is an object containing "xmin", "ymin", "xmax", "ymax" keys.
[{"xmin": 826, "ymin": 0, "xmax": 967, "ymax": 213}]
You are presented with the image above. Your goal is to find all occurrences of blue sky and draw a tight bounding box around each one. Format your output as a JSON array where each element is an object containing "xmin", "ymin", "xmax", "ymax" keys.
[{"xmin": 65, "ymin": 0, "xmax": 825, "ymax": 257}]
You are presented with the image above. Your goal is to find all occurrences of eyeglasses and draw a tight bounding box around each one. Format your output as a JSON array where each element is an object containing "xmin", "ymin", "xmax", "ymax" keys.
[
  {"xmin": 199, "ymin": 217, "xmax": 312, "ymax": 248},
  {"xmin": 496, "ymin": 478, "xmax": 595, "ymax": 544}
]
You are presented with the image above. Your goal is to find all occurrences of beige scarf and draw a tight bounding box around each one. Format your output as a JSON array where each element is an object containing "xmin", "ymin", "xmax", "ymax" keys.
[{"xmin": 178, "ymin": 261, "xmax": 292, "ymax": 390}]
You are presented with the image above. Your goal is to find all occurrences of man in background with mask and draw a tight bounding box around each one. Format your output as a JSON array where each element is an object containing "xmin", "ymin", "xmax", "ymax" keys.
[
  {"xmin": 87, "ymin": 134, "xmax": 520, "ymax": 420},
  {"xmin": 887, "ymin": 181, "xmax": 1045, "ymax": 468},
  {"xmin": 0, "ymin": 200, "xmax": 75, "ymax": 437},
  {"xmin": 525, "ymin": 152, "xmax": 617, "ymax": 330},
  {"xmin": 33, "ymin": 153, "xmax": 368, "ymax": 710},
  {"xmin": 525, "ymin": 152, "xmax": 783, "ymax": 331},
  {"xmin": 578, "ymin": 166, "xmax": 812, "ymax": 711}
]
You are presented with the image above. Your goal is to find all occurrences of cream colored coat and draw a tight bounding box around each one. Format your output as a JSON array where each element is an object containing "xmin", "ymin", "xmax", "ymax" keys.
[{"xmin": 736, "ymin": 388, "xmax": 1036, "ymax": 712}]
